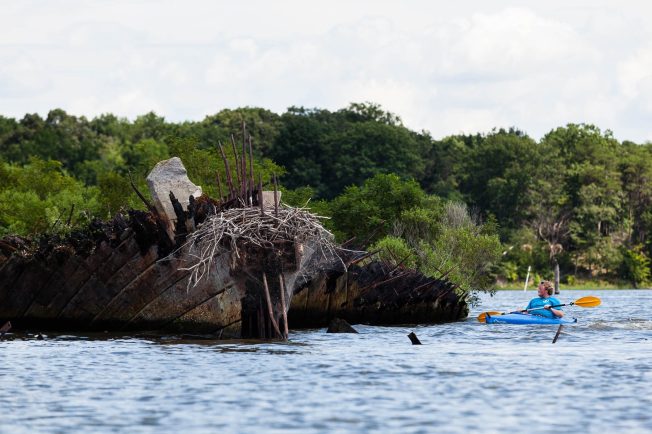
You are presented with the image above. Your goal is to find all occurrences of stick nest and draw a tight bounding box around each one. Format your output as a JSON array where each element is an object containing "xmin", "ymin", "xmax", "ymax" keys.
[{"xmin": 169, "ymin": 205, "xmax": 340, "ymax": 288}]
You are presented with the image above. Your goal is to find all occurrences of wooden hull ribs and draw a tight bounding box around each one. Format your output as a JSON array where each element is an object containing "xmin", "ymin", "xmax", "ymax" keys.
[
  {"xmin": 0, "ymin": 130, "xmax": 337, "ymax": 340},
  {"xmin": 1, "ymin": 133, "xmax": 469, "ymax": 338},
  {"xmin": 0, "ymin": 204, "xmax": 330, "ymax": 340}
]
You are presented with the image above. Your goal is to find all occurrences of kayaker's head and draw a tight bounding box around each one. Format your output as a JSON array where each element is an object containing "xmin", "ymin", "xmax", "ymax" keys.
[{"xmin": 538, "ymin": 281, "xmax": 554, "ymax": 297}]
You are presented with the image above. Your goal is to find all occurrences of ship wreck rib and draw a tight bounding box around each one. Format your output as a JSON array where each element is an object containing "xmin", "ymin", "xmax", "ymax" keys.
[
  {"xmin": 289, "ymin": 254, "xmax": 469, "ymax": 328},
  {"xmin": 0, "ymin": 141, "xmax": 339, "ymax": 339}
]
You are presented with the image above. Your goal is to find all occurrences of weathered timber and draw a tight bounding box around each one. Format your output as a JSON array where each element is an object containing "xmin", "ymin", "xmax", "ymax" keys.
[
  {"xmin": 0, "ymin": 154, "xmax": 334, "ymax": 340},
  {"xmin": 0, "ymin": 201, "xmax": 326, "ymax": 338},
  {"xmin": 0, "ymin": 320, "xmax": 11, "ymax": 337},
  {"xmin": 326, "ymin": 318, "xmax": 358, "ymax": 333},
  {"xmin": 289, "ymin": 256, "xmax": 469, "ymax": 328},
  {"xmin": 407, "ymin": 331, "xmax": 422, "ymax": 345}
]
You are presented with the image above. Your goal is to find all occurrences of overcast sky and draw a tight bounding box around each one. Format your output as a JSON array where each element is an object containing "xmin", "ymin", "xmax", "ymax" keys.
[{"xmin": 1, "ymin": 1, "xmax": 651, "ymax": 142}]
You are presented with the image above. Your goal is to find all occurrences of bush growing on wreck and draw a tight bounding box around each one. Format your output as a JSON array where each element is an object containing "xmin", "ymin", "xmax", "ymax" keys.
[
  {"xmin": 395, "ymin": 202, "xmax": 502, "ymax": 296},
  {"xmin": 368, "ymin": 235, "xmax": 418, "ymax": 270},
  {"xmin": 326, "ymin": 173, "xmax": 502, "ymax": 295}
]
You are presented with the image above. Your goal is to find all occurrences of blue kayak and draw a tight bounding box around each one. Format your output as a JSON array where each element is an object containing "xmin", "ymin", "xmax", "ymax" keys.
[{"xmin": 485, "ymin": 312, "xmax": 577, "ymax": 325}]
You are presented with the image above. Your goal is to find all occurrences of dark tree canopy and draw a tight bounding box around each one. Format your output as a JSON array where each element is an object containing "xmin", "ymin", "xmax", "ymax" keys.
[{"xmin": 1, "ymin": 105, "xmax": 651, "ymax": 287}]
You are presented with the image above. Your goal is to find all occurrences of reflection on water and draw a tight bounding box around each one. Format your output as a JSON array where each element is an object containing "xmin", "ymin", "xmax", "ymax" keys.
[{"xmin": 1, "ymin": 290, "xmax": 651, "ymax": 433}]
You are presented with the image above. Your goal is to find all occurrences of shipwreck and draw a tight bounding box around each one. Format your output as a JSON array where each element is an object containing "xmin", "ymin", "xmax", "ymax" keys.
[
  {"xmin": 0, "ymin": 131, "xmax": 340, "ymax": 339},
  {"xmin": 0, "ymin": 134, "xmax": 468, "ymax": 340}
]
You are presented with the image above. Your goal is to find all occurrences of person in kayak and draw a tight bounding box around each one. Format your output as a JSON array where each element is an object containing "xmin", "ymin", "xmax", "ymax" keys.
[{"xmin": 524, "ymin": 281, "xmax": 564, "ymax": 319}]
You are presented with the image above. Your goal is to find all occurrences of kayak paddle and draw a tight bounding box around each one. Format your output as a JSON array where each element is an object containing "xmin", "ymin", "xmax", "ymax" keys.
[
  {"xmin": 476, "ymin": 296, "xmax": 601, "ymax": 323},
  {"xmin": 526, "ymin": 295, "xmax": 601, "ymax": 312}
]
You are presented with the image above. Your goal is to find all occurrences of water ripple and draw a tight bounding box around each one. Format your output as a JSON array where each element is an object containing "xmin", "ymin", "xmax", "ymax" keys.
[{"xmin": 1, "ymin": 289, "xmax": 651, "ymax": 433}]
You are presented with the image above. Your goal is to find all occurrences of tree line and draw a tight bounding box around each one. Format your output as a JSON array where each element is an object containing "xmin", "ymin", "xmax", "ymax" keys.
[{"xmin": 1, "ymin": 103, "xmax": 651, "ymax": 291}]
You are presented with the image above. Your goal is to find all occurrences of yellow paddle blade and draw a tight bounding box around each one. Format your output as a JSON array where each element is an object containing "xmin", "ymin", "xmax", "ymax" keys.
[
  {"xmin": 573, "ymin": 296, "xmax": 601, "ymax": 308},
  {"xmin": 477, "ymin": 311, "xmax": 503, "ymax": 323}
]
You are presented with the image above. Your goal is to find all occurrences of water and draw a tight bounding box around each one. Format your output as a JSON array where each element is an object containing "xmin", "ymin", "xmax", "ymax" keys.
[{"xmin": 1, "ymin": 289, "xmax": 651, "ymax": 433}]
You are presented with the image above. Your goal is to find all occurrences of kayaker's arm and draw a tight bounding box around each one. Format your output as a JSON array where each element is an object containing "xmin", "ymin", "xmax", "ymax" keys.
[{"xmin": 545, "ymin": 305, "xmax": 564, "ymax": 318}]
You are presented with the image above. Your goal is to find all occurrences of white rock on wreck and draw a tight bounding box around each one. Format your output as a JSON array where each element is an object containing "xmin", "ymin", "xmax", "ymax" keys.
[{"xmin": 146, "ymin": 157, "xmax": 202, "ymax": 229}]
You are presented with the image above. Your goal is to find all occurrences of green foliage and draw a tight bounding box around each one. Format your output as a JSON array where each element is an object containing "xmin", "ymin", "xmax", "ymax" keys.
[
  {"xmin": 412, "ymin": 202, "xmax": 502, "ymax": 293},
  {"xmin": 494, "ymin": 228, "xmax": 555, "ymax": 283},
  {"xmin": 326, "ymin": 174, "xmax": 501, "ymax": 293},
  {"xmin": 619, "ymin": 245, "xmax": 651, "ymax": 288},
  {"xmin": 123, "ymin": 138, "xmax": 170, "ymax": 175},
  {"xmin": 271, "ymin": 103, "xmax": 428, "ymax": 198},
  {"xmin": 280, "ymin": 186, "xmax": 316, "ymax": 208},
  {"xmin": 421, "ymin": 136, "xmax": 467, "ymax": 200},
  {"xmin": 458, "ymin": 128, "xmax": 546, "ymax": 232},
  {"xmin": 329, "ymin": 173, "xmax": 425, "ymax": 244},
  {"xmin": 96, "ymin": 171, "xmax": 145, "ymax": 217},
  {"xmin": 619, "ymin": 143, "xmax": 652, "ymax": 250},
  {"xmin": 167, "ymin": 137, "xmax": 284, "ymax": 201},
  {"xmin": 199, "ymin": 107, "xmax": 282, "ymax": 155},
  {"xmin": 396, "ymin": 204, "xmax": 444, "ymax": 245},
  {"xmin": 497, "ymin": 261, "xmax": 520, "ymax": 282},
  {"xmin": 0, "ymin": 158, "xmax": 101, "ymax": 236},
  {"xmin": 369, "ymin": 236, "xmax": 417, "ymax": 269},
  {"xmin": 0, "ymin": 105, "xmax": 651, "ymax": 288}
]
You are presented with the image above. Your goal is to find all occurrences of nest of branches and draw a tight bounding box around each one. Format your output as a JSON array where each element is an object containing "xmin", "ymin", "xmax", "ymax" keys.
[{"xmin": 169, "ymin": 205, "xmax": 340, "ymax": 288}]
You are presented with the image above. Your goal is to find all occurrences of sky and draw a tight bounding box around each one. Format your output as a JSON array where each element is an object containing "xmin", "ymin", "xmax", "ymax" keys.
[{"xmin": 1, "ymin": 0, "xmax": 651, "ymax": 143}]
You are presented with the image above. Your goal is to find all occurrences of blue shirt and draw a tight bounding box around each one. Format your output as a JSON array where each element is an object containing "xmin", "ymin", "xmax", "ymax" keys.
[{"xmin": 526, "ymin": 297, "xmax": 562, "ymax": 318}]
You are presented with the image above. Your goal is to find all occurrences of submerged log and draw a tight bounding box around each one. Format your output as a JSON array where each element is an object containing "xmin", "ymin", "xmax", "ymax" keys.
[
  {"xmin": 327, "ymin": 318, "xmax": 358, "ymax": 333},
  {"xmin": 289, "ymin": 255, "xmax": 469, "ymax": 328},
  {"xmin": 0, "ymin": 321, "xmax": 11, "ymax": 337},
  {"xmin": 407, "ymin": 332, "xmax": 422, "ymax": 345}
]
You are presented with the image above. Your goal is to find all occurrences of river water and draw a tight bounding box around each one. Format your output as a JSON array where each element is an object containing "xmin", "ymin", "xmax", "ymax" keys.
[{"xmin": 1, "ymin": 289, "xmax": 651, "ymax": 433}]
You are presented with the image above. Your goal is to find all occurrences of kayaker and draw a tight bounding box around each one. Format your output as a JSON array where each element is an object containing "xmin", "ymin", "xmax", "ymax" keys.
[{"xmin": 524, "ymin": 281, "xmax": 564, "ymax": 318}]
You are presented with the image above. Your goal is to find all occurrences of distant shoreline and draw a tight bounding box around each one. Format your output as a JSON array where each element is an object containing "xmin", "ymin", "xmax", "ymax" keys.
[{"xmin": 493, "ymin": 285, "xmax": 651, "ymax": 291}]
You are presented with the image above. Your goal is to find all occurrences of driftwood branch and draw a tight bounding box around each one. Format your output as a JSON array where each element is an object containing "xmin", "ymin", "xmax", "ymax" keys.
[
  {"xmin": 241, "ymin": 123, "xmax": 247, "ymax": 200},
  {"xmin": 216, "ymin": 173, "xmax": 224, "ymax": 202},
  {"xmin": 218, "ymin": 142, "xmax": 235, "ymax": 199},
  {"xmin": 279, "ymin": 273, "xmax": 289, "ymax": 338},
  {"xmin": 248, "ymin": 135, "xmax": 255, "ymax": 204},
  {"xmin": 262, "ymin": 272, "xmax": 282, "ymax": 339},
  {"xmin": 128, "ymin": 171, "xmax": 155, "ymax": 212},
  {"xmin": 66, "ymin": 204, "xmax": 75, "ymax": 226},
  {"xmin": 273, "ymin": 173, "xmax": 279, "ymax": 217},
  {"xmin": 229, "ymin": 135, "xmax": 241, "ymax": 196}
]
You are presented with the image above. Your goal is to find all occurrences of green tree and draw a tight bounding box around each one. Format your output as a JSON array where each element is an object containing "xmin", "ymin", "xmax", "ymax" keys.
[
  {"xmin": 420, "ymin": 135, "xmax": 467, "ymax": 201},
  {"xmin": 327, "ymin": 173, "xmax": 502, "ymax": 294},
  {"xmin": 402, "ymin": 202, "xmax": 502, "ymax": 294},
  {"xmin": 368, "ymin": 235, "xmax": 418, "ymax": 269},
  {"xmin": 271, "ymin": 103, "xmax": 428, "ymax": 199},
  {"xmin": 540, "ymin": 124, "xmax": 627, "ymax": 279},
  {"xmin": 459, "ymin": 128, "xmax": 547, "ymax": 234},
  {"xmin": 619, "ymin": 142, "xmax": 652, "ymax": 246},
  {"xmin": 619, "ymin": 245, "xmax": 650, "ymax": 287},
  {"xmin": 0, "ymin": 158, "xmax": 101, "ymax": 236},
  {"xmin": 329, "ymin": 173, "xmax": 426, "ymax": 244},
  {"xmin": 271, "ymin": 106, "xmax": 341, "ymax": 196},
  {"xmin": 199, "ymin": 107, "xmax": 282, "ymax": 155}
]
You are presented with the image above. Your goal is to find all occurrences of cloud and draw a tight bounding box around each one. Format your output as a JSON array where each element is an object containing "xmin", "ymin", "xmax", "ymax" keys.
[
  {"xmin": 0, "ymin": 1, "xmax": 651, "ymax": 142},
  {"xmin": 0, "ymin": 52, "xmax": 51, "ymax": 97},
  {"xmin": 429, "ymin": 8, "xmax": 599, "ymax": 79},
  {"xmin": 619, "ymin": 45, "xmax": 652, "ymax": 104}
]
